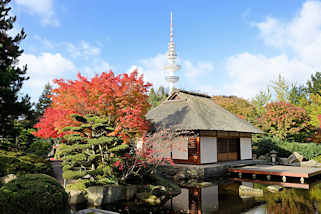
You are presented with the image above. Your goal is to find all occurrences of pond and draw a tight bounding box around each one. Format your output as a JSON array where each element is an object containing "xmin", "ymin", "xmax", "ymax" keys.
[{"xmin": 73, "ymin": 178, "xmax": 321, "ymax": 214}]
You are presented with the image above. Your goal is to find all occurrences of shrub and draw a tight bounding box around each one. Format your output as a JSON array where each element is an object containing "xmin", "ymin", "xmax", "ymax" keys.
[
  {"xmin": 257, "ymin": 102, "xmax": 311, "ymax": 142},
  {"xmin": 0, "ymin": 150, "xmax": 54, "ymax": 177},
  {"xmin": 0, "ymin": 174, "xmax": 70, "ymax": 214},
  {"xmin": 253, "ymin": 136, "xmax": 321, "ymax": 160}
]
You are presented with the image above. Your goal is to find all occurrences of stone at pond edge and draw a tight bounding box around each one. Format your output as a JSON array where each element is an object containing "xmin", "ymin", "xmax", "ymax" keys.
[
  {"xmin": 87, "ymin": 186, "xmax": 104, "ymax": 206},
  {"xmin": 239, "ymin": 185, "xmax": 263, "ymax": 198},
  {"xmin": 67, "ymin": 189, "xmax": 86, "ymax": 205},
  {"xmin": 86, "ymin": 185, "xmax": 137, "ymax": 206},
  {"xmin": 267, "ymin": 185, "xmax": 283, "ymax": 193},
  {"xmin": 0, "ymin": 174, "xmax": 17, "ymax": 184},
  {"xmin": 103, "ymin": 185, "xmax": 137, "ymax": 204},
  {"xmin": 288, "ymin": 152, "xmax": 303, "ymax": 164}
]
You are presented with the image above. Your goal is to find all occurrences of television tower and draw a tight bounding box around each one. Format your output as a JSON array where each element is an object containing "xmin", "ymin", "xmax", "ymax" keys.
[{"xmin": 165, "ymin": 12, "xmax": 181, "ymax": 94}]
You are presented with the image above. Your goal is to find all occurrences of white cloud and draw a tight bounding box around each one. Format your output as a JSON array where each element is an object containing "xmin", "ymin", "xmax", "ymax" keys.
[
  {"xmin": 15, "ymin": 0, "xmax": 59, "ymax": 26},
  {"xmin": 65, "ymin": 41, "xmax": 101, "ymax": 59},
  {"xmin": 20, "ymin": 53, "xmax": 76, "ymax": 101},
  {"xmin": 183, "ymin": 61, "xmax": 214, "ymax": 78},
  {"xmin": 225, "ymin": 1, "xmax": 321, "ymax": 99},
  {"xmin": 83, "ymin": 60, "xmax": 111, "ymax": 78},
  {"xmin": 128, "ymin": 53, "xmax": 168, "ymax": 89},
  {"xmin": 129, "ymin": 53, "xmax": 215, "ymax": 93},
  {"xmin": 225, "ymin": 53, "xmax": 313, "ymax": 98}
]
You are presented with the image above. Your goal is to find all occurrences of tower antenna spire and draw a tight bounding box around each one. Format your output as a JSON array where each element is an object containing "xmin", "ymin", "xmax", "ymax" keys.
[
  {"xmin": 165, "ymin": 12, "xmax": 181, "ymax": 94},
  {"xmin": 170, "ymin": 11, "xmax": 173, "ymax": 42}
]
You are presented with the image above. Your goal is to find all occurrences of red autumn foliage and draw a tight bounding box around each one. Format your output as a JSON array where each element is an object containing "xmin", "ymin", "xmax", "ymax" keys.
[
  {"xmin": 33, "ymin": 70, "xmax": 152, "ymax": 141},
  {"xmin": 257, "ymin": 101, "xmax": 310, "ymax": 140}
]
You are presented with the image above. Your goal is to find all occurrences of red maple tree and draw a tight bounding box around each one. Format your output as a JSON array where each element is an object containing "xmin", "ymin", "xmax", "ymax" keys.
[{"xmin": 33, "ymin": 70, "xmax": 151, "ymax": 141}]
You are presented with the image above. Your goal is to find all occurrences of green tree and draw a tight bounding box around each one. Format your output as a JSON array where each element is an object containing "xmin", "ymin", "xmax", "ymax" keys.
[
  {"xmin": 213, "ymin": 95, "xmax": 257, "ymax": 122},
  {"xmin": 305, "ymin": 91, "xmax": 321, "ymax": 128},
  {"xmin": 288, "ymin": 83, "xmax": 309, "ymax": 106},
  {"xmin": 251, "ymin": 89, "xmax": 272, "ymax": 116},
  {"xmin": 35, "ymin": 82, "xmax": 52, "ymax": 118},
  {"xmin": 270, "ymin": 74, "xmax": 290, "ymax": 102},
  {"xmin": 148, "ymin": 86, "xmax": 168, "ymax": 108},
  {"xmin": 0, "ymin": 0, "xmax": 32, "ymax": 139},
  {"xmin": 58, "ymin": 114, "xmax": 145, "ymax": 185},
  {"xmin": 307, "ymin": 72, "xmax": 321, "ymax": 96}
]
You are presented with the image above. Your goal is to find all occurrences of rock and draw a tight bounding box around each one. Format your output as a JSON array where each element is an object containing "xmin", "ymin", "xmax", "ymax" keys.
[
  {"xmin": 186, "ymin": 169, "xmax": 199, "ymax": 179},
  {"xmin": 301, "ymin": 160, "xmax": 321, "ymax": 167},
  {"xmin": 76, "ymin": 208, "xmax": 119, "ymax": 214},
  {"xmin": 0, "ymin": 174, "xmax": 17, "ymax": 184},
  {"xmin": 136, "ymin": 192, "xmax": 161, "ymax": 205},
  {"xmin": 239, "ymin": 185, "xmax": 263, "ymax": 198},
  {"xmin": 258, "ymin": 155, "xmax": 266, "ymax": 161},
  {"xmin": 87, "ymin": 186, "xmax": 104, "ymax": 206},
  {"xmin": 103, "ymin": 185, "xmax": 137, "ymax": 204},
  {"xmin": 174, "ymin": 171, "xmax": 187, "ymax": 182},
  {"xmin": 279, "ymin": 158, "xmax": 289, "ymax": 165},
  {"xmin": 87, "ymin": 185, "xmax": 137, "ymax": 206},
  {"xmin": 67, "ymin": 189, "xmax": 86, "ymax": 205},
  {"xmin": 288, "ymin": 152, "xmax": 303, "ymax": 164},
  {"xmin": 267, "ymin": 185, "xmax": 283, "ymax": 193}
]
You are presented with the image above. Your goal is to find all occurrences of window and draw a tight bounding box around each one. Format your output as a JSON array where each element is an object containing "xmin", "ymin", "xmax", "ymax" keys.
[{"xmin": 188, "ymin": 137, "xmax": 197, "ymax": 155}]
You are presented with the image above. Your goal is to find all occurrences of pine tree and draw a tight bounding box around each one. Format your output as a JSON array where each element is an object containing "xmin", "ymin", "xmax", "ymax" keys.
[
  {"xmin": 35, "ymin": 82, "xmax": 52, "ymax": 118},
  {"xmin": 58, "ymin": 114, "xmax": 131, "ymax": 185},
  {"xmin": 0, "ymin": 0, "xmax": 32, "ymax": 139}
]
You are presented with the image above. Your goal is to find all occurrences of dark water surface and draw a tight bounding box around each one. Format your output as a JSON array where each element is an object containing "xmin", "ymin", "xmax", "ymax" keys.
[{"xmin": 75, "ymin": 178, "xmax": 321, "ymax": 214}]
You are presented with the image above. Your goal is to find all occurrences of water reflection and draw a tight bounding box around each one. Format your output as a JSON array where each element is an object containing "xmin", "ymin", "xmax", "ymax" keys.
[
  {"xmin": 169, "ymin": 182, "xmax": 263, "ymax": 214},
  {"xmin": 169, "ymin": 179, "xmax": 321, "ymax": 214},
  {"xmin": 77, "ymin": 179, "xmax": 321, "ymax": 214}
]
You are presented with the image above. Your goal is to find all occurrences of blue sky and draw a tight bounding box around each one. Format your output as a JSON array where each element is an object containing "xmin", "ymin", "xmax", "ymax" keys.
[{"xmin": 11, "ymin": 0, "xmax": 320, "ymax": 102}]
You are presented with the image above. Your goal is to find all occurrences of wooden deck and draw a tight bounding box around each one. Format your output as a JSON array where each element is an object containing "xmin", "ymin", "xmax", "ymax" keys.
[{"xmin": 228, "ymin": 165, "xmax": 321, "ymax": 178}]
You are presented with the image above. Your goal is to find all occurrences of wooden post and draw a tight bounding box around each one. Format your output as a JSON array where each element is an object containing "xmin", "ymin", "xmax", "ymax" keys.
[{"xmin": 196, "ymin": 136, "xmax": 200, "ymax": 164}]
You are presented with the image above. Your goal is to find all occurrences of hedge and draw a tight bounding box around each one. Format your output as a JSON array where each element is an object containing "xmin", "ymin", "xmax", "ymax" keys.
[
  {"xmin": 0, "ymin": 174, "xmax": 70, "ymax": 214},
  {"xmin": 253, "ymin": 136, "xmax": 321, "ymax": 160}
]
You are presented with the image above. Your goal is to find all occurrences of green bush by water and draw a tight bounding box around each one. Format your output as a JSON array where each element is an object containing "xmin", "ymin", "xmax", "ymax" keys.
[
  {"xmin": 0, "ymin": 150, "xmax": 54, "ymax": 177},
  {"xmin": 253, "ymin": 136, "xmax": 321, "ymax": 160},
  {"xmin": 0, "ymin": 174, "xmax": 70, "ymax": 214}
]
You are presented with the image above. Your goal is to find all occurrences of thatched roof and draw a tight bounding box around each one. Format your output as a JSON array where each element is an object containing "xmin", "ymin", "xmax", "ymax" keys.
[{"xmin": 146, "ymin": 89, "xmax": 263, "ymax": 134}]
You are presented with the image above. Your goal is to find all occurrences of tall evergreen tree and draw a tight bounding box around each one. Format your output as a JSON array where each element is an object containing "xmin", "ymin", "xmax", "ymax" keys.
[
  {"xmin": 148, "ymin": 86, "xmax": 168, "ymax": 108},
  {"xmin": 0, "ymin": 0, "xmax": 31, "ymax": 139},
  {"xmin": 35, "ymin": 82, "xmax": 52, "ymax": 118},
  {"xmin": 307, "ymin": 72, "xmax": 321, "ymax": 96}
]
